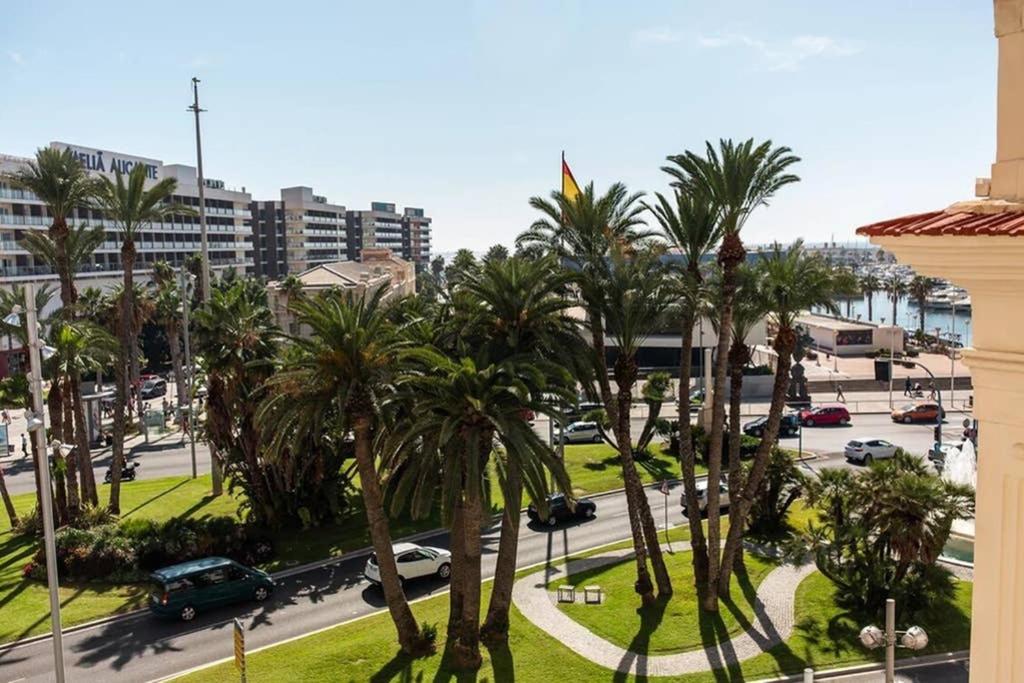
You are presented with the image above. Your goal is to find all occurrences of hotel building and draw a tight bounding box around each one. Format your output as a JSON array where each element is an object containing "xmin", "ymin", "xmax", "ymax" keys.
[
  {"xmin": 345, "ymin": 202, "xmax": 432, "ymax": 270},
  {"xmin": 250, "ymin": 186, "xmax": 346, "ymax": 279},
  {"xmin": 0, "ymin": 141, "xmax": 252, "ymax": 293}
]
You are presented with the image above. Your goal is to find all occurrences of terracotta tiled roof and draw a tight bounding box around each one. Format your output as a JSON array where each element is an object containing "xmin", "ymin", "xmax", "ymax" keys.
[{"xmin": 856, "ymin": 209, "xmax": 1024, "ymax": 237}]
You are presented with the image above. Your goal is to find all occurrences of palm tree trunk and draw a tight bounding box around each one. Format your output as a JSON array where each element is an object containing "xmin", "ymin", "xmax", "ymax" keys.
[
  {"xmin": 677, "ymin": 307, "xmax": 710, "ymax": 591},
  {"xmin": 704, "ymin": 246, "xmax": 740, "ymax": 612},
  {"xmin": 71, "ymin": 374, "xmax": 97, "ymax": 506},
  {"xmin": 615, "ymin": 357, "xmax": 672, "ymax": 597},
  {"xmin": 588, "ymin": 310, "xmax": 655, "ymax": 604},
  {"xmin": 167, "ymin": 324, "xmax": 187, "ymax": 415},
  {"xmin": 448, "ymin": 499, "xmax": 466, "ymax": 640},
  {"xmin": 718, "ymin": 330, "xmax": 797, "ymax": 593},
  {"xmin": 452, "ymin": 476, "xmax": 484, "ymax": 670},
  {"xmin": 918, "ymin": 301, "xmax": 925, "ymax": 334},
  {"xmin": 109, "ymin": 243, "xmax": 135, "ymax": 515},
  {"xmin": 481, "ymin": 456, "xmax": 522, "ymax": 644},
  {"xmin": 866, "ymin": 293, "xmax": 874, "ymax": 321},
  {"xmin": 61, "ymin": 376, "xmax": 80, "ymax": 516},
  {"xmin": 352, "ymin": 413, "xmax": 423, "ymax": 655},
  {"xmin": 0, "ymin": 461, "xmax": 16, "ymax": 527},
  {"xmin": 721, "ymin": 341, "xmax": 746, "ymax": 591},
  {"xmin": 50, "ymin": 444, "xmax": 69, "ymax": 526},
  {"xmin": 891, "ymin": 296, "xmax": 898, "ymax": 328}
]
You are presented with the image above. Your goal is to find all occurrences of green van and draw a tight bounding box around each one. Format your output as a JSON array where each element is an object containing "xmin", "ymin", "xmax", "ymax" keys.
[{"xmin": 149, "ymin": 556, "xmax": 274, "ymax": 621}]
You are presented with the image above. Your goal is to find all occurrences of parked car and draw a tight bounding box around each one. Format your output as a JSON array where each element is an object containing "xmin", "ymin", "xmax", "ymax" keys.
[
  {"xmin": 743, "ymin": 414, "xmax": 801, "ymax": 438},
  {"xmin": 680, "ymin": 479, "xmax": 730, "ymax": 515},
  {"xmin": 563, "ymin": 401, "xmax": 603, "ymax": 423},
  {"xmin": 363, "ymin": 542, "xmax": 452, "ymax": 587},
  {"xmin": 527, "ymin": 493, "xmax": 597, "ymax": 526},
  {"xmin": 798, "ymin": 404, "xmax": 851, "ymax": 427},
  {"xmin": 140, "ymin": 378, "xmax": 168, "ymax": 399},
  {"xmin": 149, "ymin": 556, "xmax": 274, "ymax": 621},
  {"xmin": 891, "ymin": 402, "xmax": 944, "ymax": 424},
  {"xmin": 556, "ymin": 421, "xmax": 603, "ymax": 444},
  {"xmin": 844, "ymin": 438, "xmax": 898, "ymax": 464}
]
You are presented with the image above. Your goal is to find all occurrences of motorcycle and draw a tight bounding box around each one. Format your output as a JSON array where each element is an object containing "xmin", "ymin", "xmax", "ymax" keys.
[{"xmin": 104, "ymin": 461, "xmax": 139, "ymax": 483}]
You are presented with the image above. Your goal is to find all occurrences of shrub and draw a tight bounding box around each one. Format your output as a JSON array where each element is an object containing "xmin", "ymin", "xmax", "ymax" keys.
[
  {"xmin": 69, "ymin": 504, "xmax": 116, "ymax": 530},
  {"xmin": 742, "ymin": 364, "xmax": 773, "ymax": 376},
  {"xmin": 33, "ymin": 516, "xmax": 274, "ymax": 583},
  {"xmin": 13, "ymin": 508, "xmax": 41, "ymax": 537},
  {"xmin": 747, "ymin": 448, "xmax": 806, "ymax": 540}
]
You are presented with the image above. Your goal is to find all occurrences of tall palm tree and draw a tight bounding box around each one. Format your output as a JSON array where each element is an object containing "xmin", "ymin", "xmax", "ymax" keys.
[
  {"xmin": 92, "ymin": 165, "xmax": 186, "ymax": 514},
  {"xmin": 261, "ymin": 287, "xmax": 428, "ymax": 656},
  {"xmin": 907, "ymin": 276, "xmax": 935, "ymax": 335},
  {"xmin": 2, "ymin": 148, "xmax": 94, "ymax": 312},
  {"xmin": 645, "ymin": 187, "xmax": 722, "ymax": 587},
  {"xmin": 458, "ymin": 257, "xmax": 586, "ymax": 644},
  {"xmin": 386, "ymin": 351, "xmax": 569, "ymax": 670},
  {"xmin": 22, "ymin": 223, "xmax": 107, "ymax": 506},
  {"xmin": 884, "ymin": 273, "xmax": 908, "ymax": 329},
  {"xmin": 152, "ymin": 261, "xmax": 188, "ymax": 412},
  {"xmin": 663, "ymin": 139, "xmax": 800, "ymax": 611},
  {"xmin": 518, "ymin": 181, "xmax": 672, "ymax": 602},
  {"xmin": 717, "ymin": 242, "xmax": 841, "ymax": 590},
  {"xmin": 833, "ymin": 267, "xmax": 860, "ymax": 318},
  {"xmin": 860, "ymin": 272, "xmax": 881, "ymax": 321}
]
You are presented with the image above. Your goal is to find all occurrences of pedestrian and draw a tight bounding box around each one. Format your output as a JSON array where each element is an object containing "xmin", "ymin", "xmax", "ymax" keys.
[
  {"xmin": 904, "ymin": 376, "xmax": 912, "ymax": 397},
  {"xmin": 20, "ymin": 432, "xmax": 27, "ymax": 458},
  {"xmin": 1, "ymin": 408, "xmax": 10, "ymax": 426},
  {"xmin": 836, "ymin": 383, "xmax": 846, "ymax": 403},
  {"xmin": 928, "ymin": 381, "xmax": 937, "ymax": 400}
]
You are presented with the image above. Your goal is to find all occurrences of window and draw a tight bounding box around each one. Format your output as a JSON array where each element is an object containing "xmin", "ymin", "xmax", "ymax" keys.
[
  {"xmin": 196, "ymin": 568, "xmax": 229, "ymax": 586},
  {"xmin": 227, "ymin": 565, "xmax": 248, "ymax": 581}
]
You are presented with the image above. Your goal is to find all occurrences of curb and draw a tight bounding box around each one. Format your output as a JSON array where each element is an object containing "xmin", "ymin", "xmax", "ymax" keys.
[{"xmin": 752, "ymin": 649, "xmax": 970, "ymax": 682}]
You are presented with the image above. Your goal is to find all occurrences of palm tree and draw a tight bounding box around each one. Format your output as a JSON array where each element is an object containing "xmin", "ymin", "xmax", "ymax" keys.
[
  {"xmin": 518, "ymin": 181, "xmax": 671, "ymax": 602},
  {"xmin": 92, "ymin": 165, "xmax": 187, "ymax": 514},
  {"xmin": 0, "ymin": 459, "xmax": 15, "ymax": 527},
  {"xmin": 717, "ymin": 242, "xmax": 842, "ymax": 590},
  {"xmin": 884, "ymin": 273, "xmax": 908, "ymax": 329},
  {"xmin": 152, "ymin": 261, "xmax": 188, "ymax": 412},
  {"xmin": 457, "ymin": 257, "xmax": 586, "ymax": 644},
  {"xmin": 0, "ymin": 285, "xmax": 56, "ymax": 513},
  {"xmin": 908, "ymin": 276, "xmax": 935, "ymax": 335},
  {"xmin": 645, "ymin": 187, "xmax": 721, "ymax": 587},
  {"xmin": 2, "ymin": 148, "xmax": 94, "ymax": 313},
  {"xmin": 22, "ymin": 223, "xmax": 107, "ymax": 505},
  {"xmin": 663, "ymin": 139, "xmax": 800, "ymax": 611},
  {"xmin": 860, "ymin": 273, "xmax": 881, "ymax": 321},
  {"xmin": 261, "ymin": 287, "xmax": 428, "ymax": 656},
  {"xmin": 386, "ymin": 351, "xmax": 569, "ymax": 670},
  {"xmin": 834, "ymin": 267, "xmax": 860, "ymax": 318}
]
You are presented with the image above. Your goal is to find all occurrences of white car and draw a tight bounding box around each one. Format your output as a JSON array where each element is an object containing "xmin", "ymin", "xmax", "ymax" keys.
[
  {"xmin": 844, "ymin": 438, "xmax": 898, "ymax": 464},
  {"xmin": 557, "ymin": 421, "xmax": 603, "ymax": 444},
  {"xmin": 363, "ymin": 542, "xmax": 451, "ymax": 586},
  {"xmin": 680, "ymin": 480, "xmax": 730, "ymax": 514}
]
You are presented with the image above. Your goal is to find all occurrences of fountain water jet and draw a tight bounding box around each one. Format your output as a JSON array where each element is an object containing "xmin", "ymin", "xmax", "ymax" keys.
[{"xmin": 941, "ymin": 439, "xmax": 977, "ymax": 563}]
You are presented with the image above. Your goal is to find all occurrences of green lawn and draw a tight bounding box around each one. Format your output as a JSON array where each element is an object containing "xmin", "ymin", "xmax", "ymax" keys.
[
  {"xmin": 176, "ymin": 549, "xmax": 972, "ymax": 683},
  {"xmin": 0, "ymin": 442, "xmax": 690, "ymax": 644},
  {"xmin": 556, "ymin": 550, "xmax": 776, "ymax": 655},
  {"xmin": 0, "ymin": 475, "xmax": 241, "ymax": 644}
]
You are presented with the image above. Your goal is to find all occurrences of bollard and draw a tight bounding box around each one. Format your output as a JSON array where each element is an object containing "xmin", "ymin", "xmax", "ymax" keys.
[{"xmin": 803, "ymin": 668, "xmax": 814, "ymax": 683}]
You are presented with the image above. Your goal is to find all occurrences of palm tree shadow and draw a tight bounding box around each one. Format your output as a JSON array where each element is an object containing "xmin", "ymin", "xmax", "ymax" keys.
[
  {"xmin": 484, "ymin": 641, "xmax": 515, "ymax": 683},
  {"xmin": 368, "ymin": 651, "xmax": 419, "ymax": 683},
  {"xmin": 612, "ymin": 595, "xmax": 668, "ymax": 683}
]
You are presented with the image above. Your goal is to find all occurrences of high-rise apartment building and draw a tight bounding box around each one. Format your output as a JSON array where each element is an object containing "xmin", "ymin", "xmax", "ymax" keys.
[
  {"xmin": 250, "ymin": 186, "xmax": 346, "ymax": 279},
  {"xmin": 0, "ymin": 142, "xmax": 252, "ymax": 292},
  {"xmin": 346, "ymin": 202, "xmax": 432, "ymax": 270}
]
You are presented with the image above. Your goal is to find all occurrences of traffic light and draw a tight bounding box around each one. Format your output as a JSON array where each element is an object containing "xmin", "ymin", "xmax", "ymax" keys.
[{"xmin": 874, "ymin": 359, "xmax": 890, "ymax": 382}]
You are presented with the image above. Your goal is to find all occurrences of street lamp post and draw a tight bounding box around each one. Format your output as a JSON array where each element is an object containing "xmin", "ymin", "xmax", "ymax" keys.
[
  {"xmin": 859, "ymin": 598, "xmax": 929, "ymax": 683},
  {"xmin": 178, "ymin": 268, "xmax": 197, "ymax": 479},
  {"xmin": 6, "ymin": 283, "xmax": 66, "ymax": 682}
]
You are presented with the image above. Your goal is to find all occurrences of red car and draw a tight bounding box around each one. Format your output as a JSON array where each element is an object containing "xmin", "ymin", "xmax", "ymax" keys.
[{"xmin": 799, "ymin": 404, "xmax": 851, "ymax": 427}]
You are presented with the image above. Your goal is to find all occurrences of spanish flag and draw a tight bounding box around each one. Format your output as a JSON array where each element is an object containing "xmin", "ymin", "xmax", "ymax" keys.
[{"xmin": 562, "ymin": 152, "xmax": 581, "ymax": 202}]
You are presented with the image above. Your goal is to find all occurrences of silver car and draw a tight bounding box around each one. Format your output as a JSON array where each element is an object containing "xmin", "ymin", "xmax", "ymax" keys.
[
  {"xmin": 557, "ymin": 421, "xmax": 603, "ymax": 444},
  {"xmin": 844, "ymin": 438, "xmax": 897, "ymax": 465},
  {"xmin": 680, "ymin": 480, "xmax": 730, "ymax": 514}
]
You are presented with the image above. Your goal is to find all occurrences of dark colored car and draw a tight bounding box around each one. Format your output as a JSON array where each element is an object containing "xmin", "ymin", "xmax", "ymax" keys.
[
  {"xmin": 149, "ymin": 556, "xmax": 274, "ymax": 621},
  {"xmin": 527, "ymin": 493, "xmax": 597, "ymax": 527},
  {"xmin": 798, "ymin": 404, "xmax": 851, "ymax": 427},
  {"xmin": 742, "ymin": 414, "xmax": 800, "ymax": 438}
]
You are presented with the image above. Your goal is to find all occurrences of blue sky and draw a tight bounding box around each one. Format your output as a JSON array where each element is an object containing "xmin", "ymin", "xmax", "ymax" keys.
[{"xmin": 0, "ymin": 1, "xmax": 996, "ymax": 253}]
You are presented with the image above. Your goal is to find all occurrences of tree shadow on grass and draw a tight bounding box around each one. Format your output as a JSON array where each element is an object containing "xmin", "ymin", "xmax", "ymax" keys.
[
  {"xmin": 485, "ymin": 640, "xmax": 515, "ymax": 683},
  {"xmin": 580, "ymin": 453, "xmax": 622, "ymax": 473},
  {"xmin": 118, "ymin": 478, "xmax": 190, "ymax": 519},
  {"xmin": 612, "ymin": 594, "xmax": 668, "ymax": 683}
]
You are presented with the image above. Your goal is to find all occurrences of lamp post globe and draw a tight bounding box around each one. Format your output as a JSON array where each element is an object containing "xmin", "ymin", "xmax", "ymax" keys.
[
  {"xmin": 900, "ymin": 625, "xmax": 929, "ymax": 651},
  {"xmin": 859, "ymin": 624, "xmax": 885, "ymax": 649}
]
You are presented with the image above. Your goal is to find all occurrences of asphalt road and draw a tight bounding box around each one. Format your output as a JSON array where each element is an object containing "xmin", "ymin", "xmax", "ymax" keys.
[{"xmin": 3, "ymin": 411, "xmax": 955, "ymax": 496}]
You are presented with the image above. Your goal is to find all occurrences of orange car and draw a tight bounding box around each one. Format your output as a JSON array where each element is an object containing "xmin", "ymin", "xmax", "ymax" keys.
[{"xmin": 891, "ymin": 402, "xmax": 945, "ymax": 424}]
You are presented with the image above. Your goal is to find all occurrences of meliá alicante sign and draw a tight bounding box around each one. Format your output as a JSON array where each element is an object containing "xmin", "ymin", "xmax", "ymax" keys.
[{"xmin": 49, "ymin": 141, "xmax": 162, "ymax": 180}]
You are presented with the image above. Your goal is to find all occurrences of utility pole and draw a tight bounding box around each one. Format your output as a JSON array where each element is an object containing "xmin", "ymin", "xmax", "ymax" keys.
[
  {"xmin": 189, "ymin": 76, "xmax": 222, "ymax": 495},
  {"xmin": 179, "ymin": 268, "xmax": 197, "ymax": 478}
]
